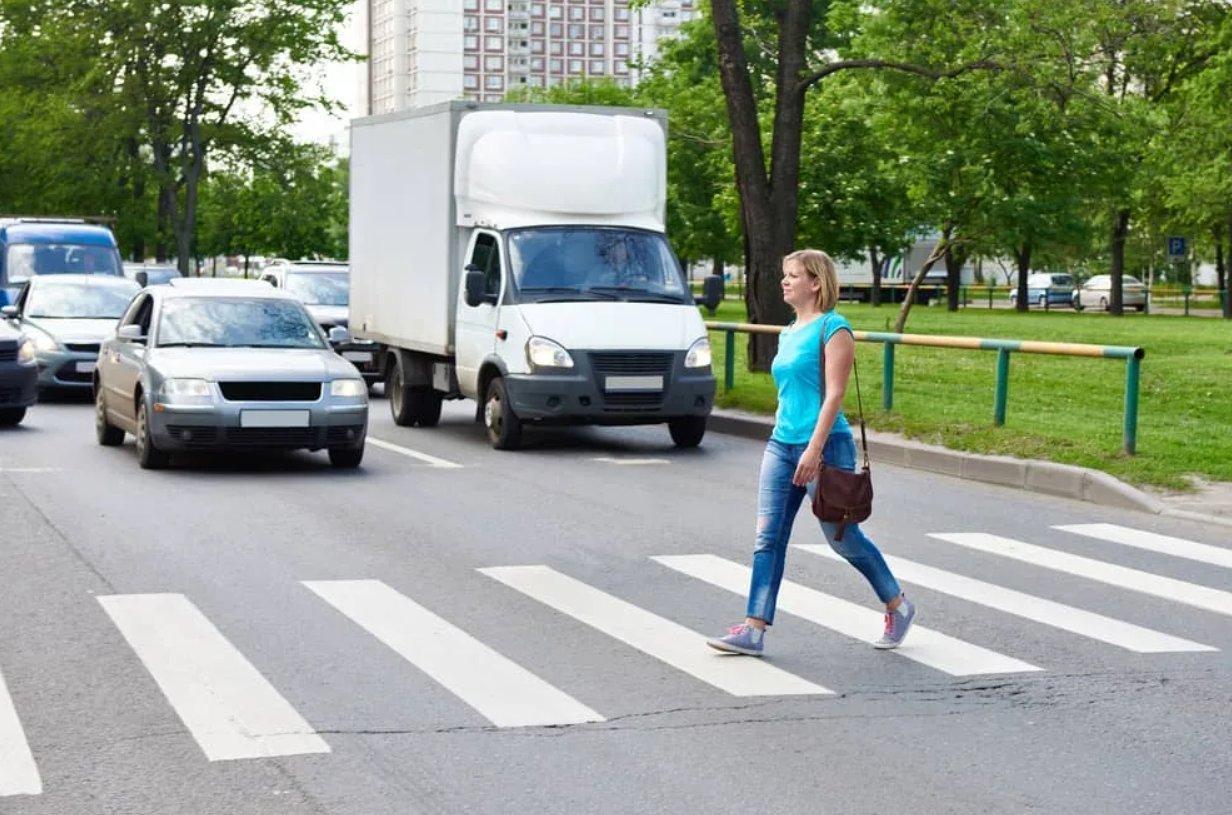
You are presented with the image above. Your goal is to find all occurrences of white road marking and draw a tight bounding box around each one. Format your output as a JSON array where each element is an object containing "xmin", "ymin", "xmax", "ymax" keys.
[
  {"xmin": 98, "ymin": 594, "xmax": 330, "ymax": 761},
  {"xmin": 589, "ymin": 457, "xmax": 671, "ymax": 465},
  {"xmin": 480, "ymin": 565, "xmax": 830, "ymax": 697},
  {"xmin": 655, "ymin": 555, "xmax": 1040, "ymax": 676},
  {"xmin": 304, "ymin": 580, "xmax": 602, "ymax": 728},
  {"xmin": 1055, "ymin": 523, "xmax": 1232, "ymax": 570},
  {"xmin": 797, "ymin": 545, "xmax": 1215, "ymax": 654},
  {"xmin": 0, "ymin": 468, "xmax": 59, "ymax": 474},
  {"xmin": 0, "ymin": 665, "xmax": 41, "ymax": 797},
  {"xmin": 931, "ymin": 533, "xmax": 1232, "ymax": 618},
  {"xmin": 367, "ymin": 437, "xmax": 463, "ymax": 469}
]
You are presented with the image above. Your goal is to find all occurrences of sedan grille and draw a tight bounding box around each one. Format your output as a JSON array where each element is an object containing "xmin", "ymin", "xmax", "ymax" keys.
[
  {"xmin": 0, "ymin": 347, "xmax": 16, "ymax": 362},
  {"xmin": 219, "ymin": 381, "xmax": 321, "ymax": 401},
  {"xmin": 588, "ymin": 352, "xmax": 673, "ymax": 375},
  {"xmin": 64, "ymin": 342, "xmax": 101, "ymax": 353}
]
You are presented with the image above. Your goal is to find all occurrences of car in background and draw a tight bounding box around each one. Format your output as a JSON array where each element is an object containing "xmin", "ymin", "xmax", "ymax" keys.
[
  {"xmin": 1072, "ymin": 274, "xmax": 1147, "ymax": 312},
  {"xmin": 259, "ymin": 260, "xmax": 380, "ymax": 387},
  {"xmin": 2, "ymin": 275, "xmax": 140, "ymax": 392},
  {"xmin": 0, "ymin": 321, "xmax": 37, "ymax": 426},
  {"xmin": 1008, "ymin": 272, "xmax": 1077, "ymax": 308},
  {"xmin": 94, "ymin": 278, "xmax": 368, "ymax": 469},
  {"xmin": 123, "ymin": 262, "xmax": 183, "ymax": 286},
  {"xmin": 1, "ymin": 217, "xmax": 124, "ymax": 306}
]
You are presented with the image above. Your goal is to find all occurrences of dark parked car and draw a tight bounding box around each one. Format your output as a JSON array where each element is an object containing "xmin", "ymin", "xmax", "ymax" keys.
[{"xmin": 0, "ymin": 321, "xmax": 38, "ymax": 426}]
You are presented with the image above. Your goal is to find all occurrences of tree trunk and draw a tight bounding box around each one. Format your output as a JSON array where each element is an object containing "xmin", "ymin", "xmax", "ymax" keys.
[
  {"xmin": 1223, "ymin": 213, "xmax": 1232, "ymax": 319},
  {"xmin": 945, "ymin": 241, "xmax": 967, "ymax": 311},
  {"xmin": 869, "ymin": 245, "xmax": 883, "ymax": 307},
  {"xmin": 711, "ymin": 0, "xmax": 811, "ymax": 370},
  {"xmin": 1015, "ymin": 243, "xmax": 1031, "ymax": 312},
  {"xmin": 1108, "ymin": 208, "xmax": 1130, "ymax": 316},
  {"xmin": 894, "ymin": 236, "xmax": 948, "ymax": 333}
]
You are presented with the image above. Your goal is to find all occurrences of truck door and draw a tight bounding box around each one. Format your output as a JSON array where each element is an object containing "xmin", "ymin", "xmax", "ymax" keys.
[{"xmin": 455, "ymin": 230, "xmax": 503, "ymax": 396}]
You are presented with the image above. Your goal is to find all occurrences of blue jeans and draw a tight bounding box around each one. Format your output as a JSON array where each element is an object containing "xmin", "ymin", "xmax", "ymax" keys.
[{"xmin": 746, "ymin": 435, "xmax": 901, "ymax": 625}]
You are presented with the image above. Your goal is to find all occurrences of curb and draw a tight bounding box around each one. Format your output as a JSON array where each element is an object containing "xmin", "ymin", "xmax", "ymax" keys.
[{"xmin": 707, "ymin": 409, "xmax": 1232, "ymax": 528}]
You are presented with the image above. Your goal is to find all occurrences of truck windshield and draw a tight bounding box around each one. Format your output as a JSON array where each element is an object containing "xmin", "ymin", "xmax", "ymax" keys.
[
  {"xmin": 6, "ymin": 243, "xmax": 123, "ymax": 289},
  {"xmin": 506, "ymin": 227, "xmax": 690, "ymax": 304}
]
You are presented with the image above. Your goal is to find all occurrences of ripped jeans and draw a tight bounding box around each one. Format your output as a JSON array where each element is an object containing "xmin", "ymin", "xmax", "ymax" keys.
[{"xmin": 746, "ymin": 435, "xmax": 901, "ymax": 625}]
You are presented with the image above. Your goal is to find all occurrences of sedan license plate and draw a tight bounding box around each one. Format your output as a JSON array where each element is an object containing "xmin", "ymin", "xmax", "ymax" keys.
[
  {"xmin": 240, "ymin": 410, "xmax": 310, "ymax": 428},
  {"xmin": 604, "ymin": 376, "xmax": 663, "ymax": 392},
  {"xmin": 343, "ymin": 351, "xmax": 372, "ymax": 362},
  {"xmin": 75, "ymin": 360, "xmax": 96, "ymax": 373}
]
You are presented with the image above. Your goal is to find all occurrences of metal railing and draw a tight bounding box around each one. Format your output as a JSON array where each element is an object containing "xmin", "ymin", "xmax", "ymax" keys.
[{"xmin": 705, "ymin": 321, "xmax": 1146, "ymax": 454}]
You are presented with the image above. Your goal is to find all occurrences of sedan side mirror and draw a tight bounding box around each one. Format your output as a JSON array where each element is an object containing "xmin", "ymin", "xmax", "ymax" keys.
[
  {"xmin": 0, "ymin": 304, "xmax": 17, "ymax": 319},
  {"xmin": 135, "ymin": 270, "xmax": 149, "ymax": 287},
  {"xmin": 694, "ymin": 274, "xmax": 723, "ymax": 313},
  {"xmin": 117, "ymin": 324, "xmax": 146, "ymax": 342},
  {"xmin": 328, "ymin": 325, "xmax": 352, "ymax": 345}
]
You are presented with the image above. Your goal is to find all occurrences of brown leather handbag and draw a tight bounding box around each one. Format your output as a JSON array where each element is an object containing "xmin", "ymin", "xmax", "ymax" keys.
[{"xmin": 811, "ymin": 319, "xmax": 872, "ymax": 541}]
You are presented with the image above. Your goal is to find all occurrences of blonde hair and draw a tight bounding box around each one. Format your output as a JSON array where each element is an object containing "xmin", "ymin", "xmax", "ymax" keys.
[{"xmin": 783, "ymin": 249, "xmax": 839, "ymax": 312}]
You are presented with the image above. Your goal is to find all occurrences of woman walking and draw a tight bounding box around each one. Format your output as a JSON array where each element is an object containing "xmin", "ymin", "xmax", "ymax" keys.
[{"xmin": 707, "ymin": 249, "xmax": 915, "ymax": 656}]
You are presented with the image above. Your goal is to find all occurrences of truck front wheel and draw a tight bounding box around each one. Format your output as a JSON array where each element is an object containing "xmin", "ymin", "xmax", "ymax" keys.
[
  {"xmin": 484, "ymin": 377, "xmax": 523, "ymax": 450},
  {"xmin": 668, "ymin": 416, "xmax": 706, "ymax": 448}
]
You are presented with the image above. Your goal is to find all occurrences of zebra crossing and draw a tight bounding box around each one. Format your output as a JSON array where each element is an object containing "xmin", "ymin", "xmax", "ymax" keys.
[{"xmin": 1, "ymin": 521, "xmax": 1227, "ymax": 798}]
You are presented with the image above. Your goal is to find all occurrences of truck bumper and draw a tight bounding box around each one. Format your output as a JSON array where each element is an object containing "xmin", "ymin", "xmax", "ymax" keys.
[{"xmin": 503, "ymin": 351, "xmax": 715, "ymax": 425}]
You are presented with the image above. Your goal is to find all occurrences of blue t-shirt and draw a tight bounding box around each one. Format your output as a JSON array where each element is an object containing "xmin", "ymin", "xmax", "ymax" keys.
[{"xmin": 770, "ymin": 311, "xmax": 853, "ymax": 444}]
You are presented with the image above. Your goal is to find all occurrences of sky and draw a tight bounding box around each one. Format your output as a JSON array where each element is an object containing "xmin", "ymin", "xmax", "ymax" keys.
[{"xmin": 290, "ymin": 2, "xmax": 364, "ymax": 150}]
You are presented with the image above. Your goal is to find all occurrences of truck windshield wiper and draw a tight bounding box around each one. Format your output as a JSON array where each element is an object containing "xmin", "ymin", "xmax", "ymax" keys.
[
  {"xmin": 520, "ymin": 286, "xmax": 619, "ymax": 301},
  {"xmin": 587, "ymin": 286, "xmax": 685, "ymax": 303},
  {"xmin": 156, "ymin": 342, "xmax": 229, "ymax": 348}
]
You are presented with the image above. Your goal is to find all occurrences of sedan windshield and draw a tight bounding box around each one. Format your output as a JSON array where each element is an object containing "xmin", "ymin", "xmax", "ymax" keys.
[
  {"xmin": 26, "ymin": 282, "xmax": 138, "ymax": 318},
  {"xmin": 157, "ymin": 298, "xmax": 325, "ymax": 349},
  {"xmin": 283, "ymin": 271, "xmax": 349, "ymax": 306},
  {"xmin": 507, "ymin": 228, "xmax": 689, "ymax": 304}
]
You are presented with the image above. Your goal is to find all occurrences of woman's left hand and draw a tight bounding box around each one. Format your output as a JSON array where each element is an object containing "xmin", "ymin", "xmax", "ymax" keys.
[{"xmin": 793, "ymin": 443, "xmax": 822, "ymax": 486}]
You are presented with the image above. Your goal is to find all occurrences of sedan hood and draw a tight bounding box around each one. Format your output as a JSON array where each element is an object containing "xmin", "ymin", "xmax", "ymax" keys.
[
  {"xmin": 305, "ymin": 305, "xmax": 348, "ymax": 327},
  {"xmin": 27, "ymin": 317, "xmax": 119, "ymax": 342},
  {"xmin": 517, "ymin": 302, "xmax": 704, "ymax": 351},
  {"xmin": 148, "ymin": 347, "xmax": 358, "ymax": 381}
]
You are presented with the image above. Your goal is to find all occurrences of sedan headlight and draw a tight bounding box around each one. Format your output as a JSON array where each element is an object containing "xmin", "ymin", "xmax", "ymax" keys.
[
  {"xmin": 159, "ymin": 378, "xmax": 213, "ymax": 399},
  {"xmin": 330, "ymin": 378, "xmax": 367, "ymax": 398},
  {"xmin": 685, "ymin": 337, "xmax": 712, "ymax": 369},
  {"xmin": 526, "ymin": 336, "xmax": 574, "ymax": 369},
  {"xmin": 26, "ymin": 327, "xmax": 59, "ymax": 353},
  {"xmin": 17, "ymin": 338, "xmax": 36, "ymax": 364}
]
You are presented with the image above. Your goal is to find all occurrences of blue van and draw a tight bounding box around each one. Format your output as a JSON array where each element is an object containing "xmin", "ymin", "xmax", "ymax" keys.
[{"xmin": 0, "ymin": 218, "xmax": 124, "ymax": 306}]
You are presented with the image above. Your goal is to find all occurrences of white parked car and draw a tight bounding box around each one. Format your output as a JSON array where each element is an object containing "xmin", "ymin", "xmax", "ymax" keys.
[{"xmin": 1073, "ymin": 275, "xmax": 1147, "ymax": 312}]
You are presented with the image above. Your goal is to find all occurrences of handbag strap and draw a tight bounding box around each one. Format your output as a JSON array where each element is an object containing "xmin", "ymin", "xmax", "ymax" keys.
[{"xmin": 819, "ymin": 314, "xmax": 869, "ymax": 469}]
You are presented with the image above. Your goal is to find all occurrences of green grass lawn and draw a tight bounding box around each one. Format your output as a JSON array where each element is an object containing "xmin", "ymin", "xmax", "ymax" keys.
[{"xmin": 703, "ymin": 299, "xmax": 1232, "ymax": 490}]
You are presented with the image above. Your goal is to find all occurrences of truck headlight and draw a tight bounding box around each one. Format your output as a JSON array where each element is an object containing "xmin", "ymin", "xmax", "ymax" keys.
[
  {"xmin": 159, "ymin": 378, "xmax": 213, "ymax": 400},
  {"xmin": 330, "ymin": 378, "xmax": 367, "ymax": 398},
  {"xmin": 685, "ymin": 337, "xmax": 712, "ymax": 368},
  {"xmin": 527, "ymin": 336, "xmax": 574, "ymax": 368},
  {"xmin": 17, "ymin": 338, "xmax": 36, "ymax": 364}
]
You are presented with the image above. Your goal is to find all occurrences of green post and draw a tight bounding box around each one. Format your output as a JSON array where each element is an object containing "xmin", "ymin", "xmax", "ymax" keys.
[
  {"xmin": 724, "ymin": 328, "xmax": 735, "ymax": 392},
  {"xmin": 882, "ymin": 343, "xmax": 895, "ymax": 411},
  {"xmin": 1184, "ymin": 287, "xmax": 1191, "ymax": 316},
  {"xmin": 988, "ymin": 286, "xmax": 994, "ymax": 309},
  {"xmin": 994, "ymin": 349, "xmax": 1011, "ymax": 425},
  {"xmin": 1123, "ymin": 356, "xmax": 1140, "ymax": 455}
]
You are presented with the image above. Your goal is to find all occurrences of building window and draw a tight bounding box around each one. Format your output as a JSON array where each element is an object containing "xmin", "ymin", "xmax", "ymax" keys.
[
  {"xmin": 549, "ymin": 58, "xmax": 563, "ymax": 73},
  {"xmin": 589, "ymin": 42, "xmax": 604, "ymax": 56},
  {"xmin": 531, "ymin": 3, "xmax": 544, "ymax": 16},
  {"xmin": 485, "ymin": 55, "xmax": 504, "ymax": 70},
  {"xmin": 529, "ymin": 75, "xmax": 544, "ymax": 87},
  {"xmin": 531, "ymin": 20, "xmax": 544, "ymax": 34},
  {"xmin": 614, "ymin": 42, "xmax": 629, "ymax": 57},
  {"xmin": 485, "ymin": 17, "xmax": 503, "ymax": 32},
  {"xmin": 568, "ymin": 7, "xmax": 584, "ymax": 21},
  {"xmin": 568, "ymin": 59, "xmax": 582, "ymax": 74},
  {"xmin": 568, "ymin": 42, "xmax": 583, "ymax": 56},
  {"xmin": 550, "ymin": 41, "xmax": 563, "ymax": 55},
  {"xmin": 531, "ymin": 39, "xmax": 545, "ymax": 53},
  {"xmin": 464, "ymin": 15, "xmax": 479, "ymax": 31},
  {"xmin": 567, "ymin": 23, "xmax": 583, "ymax": 37},
  {"xmin": 485, "ymin": 35, "xmax": 503, "ymax": 50},
  {"xmin": 485, "ymin": 0, "xmax": 502, "ymax": 10},
  {"xmin": 485, "ymin": 93, "xmax": 503, "ymax": 102},
  {"xmin": 549, "ymin": 5, "xmax": 562, "ymax": 18},
  {"xmin": 589, "ymin": 24, "xmax": 603, "ymax": 39},
  {"xmin": 464, "ymin": 34, "xmax": 479, "ymax": 50},
  {"xmin": 589, "ymin": 60, "xmax": 604, "ymax": 74},
  {"xmin": 486, "ymin": 75, "xmax": 504, "ymax": 90},
  {"xmin": 614, "ymin": 24, "xmax": 628, "ymax": 38},
  {"xmin": 589, "ymin": 7, "xmax": 604, "ymax": 21},
  {"xmin": 464, "ymin": 75, "xmax": 480, "ymax": 89},
  {"xmin": 464, "ymin": 54, "xmax": 479, "ymax": 69},
  {"xmin": 464, "ymin": 0, "xmax": 478, "ymax": 9},
  {"xmin": 614, "ymin": 59, "xmax": 628, "ymax": 74},
  {"xmin": 549, "ymin": 22, "xmax": 562, "ymax": 36},
  {"xmin": 531, "ymin": 57, "xmax": 544, "ymax": 70}
]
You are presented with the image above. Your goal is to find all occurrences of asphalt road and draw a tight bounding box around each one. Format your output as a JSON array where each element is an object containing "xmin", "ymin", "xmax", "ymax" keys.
[{"xmin": 1, "ymin": 395, "xmax": 1229, "ymax": 815}]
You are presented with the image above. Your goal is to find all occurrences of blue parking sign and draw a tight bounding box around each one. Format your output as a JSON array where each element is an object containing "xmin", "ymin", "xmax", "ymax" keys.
[{"xmin": 1167, "ymin": 236, "xmax": 1187, "ymax": 259}]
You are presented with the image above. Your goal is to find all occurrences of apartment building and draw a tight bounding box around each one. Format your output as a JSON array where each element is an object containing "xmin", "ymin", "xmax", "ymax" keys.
[{"xmin": 365, "ymin": 0, "xmax": 698, "ymax": 114}]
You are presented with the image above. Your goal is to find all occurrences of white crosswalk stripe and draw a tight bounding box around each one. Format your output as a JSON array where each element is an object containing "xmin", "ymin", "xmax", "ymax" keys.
[
  {"xmin": 0, "ymin": 664, "xmax": 41, "ymax": 797},
  {"xmin": 1055, "ymin": 523, "xmax": 1232, "ymax": 570},
  {"xmin": 304, "ymin": 579, "xmax": 603, "ymax": 728},
  {"xmin": 654, "ymin": 554, "xmax": 1041, "ymax": 676},
  {"xmin": 480, "ymin": 565, "xmax": 832, "ymax": 696},
  {"xmin": 796, "ymin": 545, "xmax": 1216, "ymax": 653},
  {"xmin": 930, "ymin": 533, "xmax": 1232, "ymax": 617},
  {"xmin": 99, "ymin": 594, "xmax": 331, "ymax": 762}
]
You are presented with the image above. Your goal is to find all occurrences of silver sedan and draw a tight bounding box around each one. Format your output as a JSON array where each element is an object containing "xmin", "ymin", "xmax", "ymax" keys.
[
  {"xmin": 1, "ymin": 274, "xmax": 140, "ymax": 391},
  {"xmin": 94, "ymin": 279, "xmax": 368, "ymax": 469}
]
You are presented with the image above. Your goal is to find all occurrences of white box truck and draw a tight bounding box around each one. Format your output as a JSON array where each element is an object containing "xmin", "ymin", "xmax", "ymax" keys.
[{"xmin": 348, "ymin": 101, "xmax": 722, "ymax": 450}]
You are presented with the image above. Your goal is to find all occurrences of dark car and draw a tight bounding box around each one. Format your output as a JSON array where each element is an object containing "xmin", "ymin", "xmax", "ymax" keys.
[{"xmin": 0, "ymin": 321, "xmax": 38, "ymax": 426}]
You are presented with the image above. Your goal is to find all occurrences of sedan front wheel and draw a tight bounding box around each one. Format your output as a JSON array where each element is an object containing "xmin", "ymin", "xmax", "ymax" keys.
[
  {"xmin": 96, "ymin": 387, "xmax": 124, "ymax": 446},
  {"xmin": 136, "ymin": 399, "xmax": 170, "ymax": 470}
]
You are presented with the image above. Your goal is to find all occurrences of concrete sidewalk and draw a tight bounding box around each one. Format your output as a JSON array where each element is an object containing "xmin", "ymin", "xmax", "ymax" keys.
[{"xmin": 708, "ymin": 407, "xmax": 1232, "ymax": 529}]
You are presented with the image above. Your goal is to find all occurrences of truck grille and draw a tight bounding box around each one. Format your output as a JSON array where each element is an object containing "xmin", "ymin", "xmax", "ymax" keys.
[
  {"xmin": 589, "ymin": 352, "xmax": 673, "ymax": 375},
  {"xmin": 219, "ymin": 381, "xmax": 321, "ymax": 401},
  {"xmin": 601, "ymin": 392, "xmax": 663, "ymax": 412}
]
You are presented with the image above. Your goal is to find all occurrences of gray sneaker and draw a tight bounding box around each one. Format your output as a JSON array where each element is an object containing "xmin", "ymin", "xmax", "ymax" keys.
[
  {"xmin": 874, "ymin": 597, "xmax": 916, "ymax": 649},
  {"xmin": 707, "ymin": 623, "xmax": 765, "ymax": 656}
]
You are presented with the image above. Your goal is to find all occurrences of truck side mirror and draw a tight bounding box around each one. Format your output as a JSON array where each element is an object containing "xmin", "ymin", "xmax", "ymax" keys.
[
  {"xmin": 464, "ymin": 268, "xmax": 491, "ymax": 307},
  {"xmin": 695, "ymin": 274, "xmax": 723, "ymax": 313}
]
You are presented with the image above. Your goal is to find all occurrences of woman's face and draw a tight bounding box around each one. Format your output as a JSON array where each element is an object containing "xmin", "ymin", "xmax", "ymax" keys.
[{"xmin": 781, "ymin": 259, "xmax": 819, "ymax": 310}]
